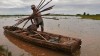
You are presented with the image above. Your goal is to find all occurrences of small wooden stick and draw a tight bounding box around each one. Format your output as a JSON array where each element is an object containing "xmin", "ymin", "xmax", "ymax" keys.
[{"xmin": 34, "ymin": 31, "xmax": 48, "ymax": 41}]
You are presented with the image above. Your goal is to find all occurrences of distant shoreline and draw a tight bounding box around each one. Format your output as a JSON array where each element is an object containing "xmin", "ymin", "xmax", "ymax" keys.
[
  {"xmin": 0, "ymin": 15, "xmax": 75, "ymax": 16},
  {"xmin": 0, "ymin": 14, "xmax": 100, "ymax": 20}
]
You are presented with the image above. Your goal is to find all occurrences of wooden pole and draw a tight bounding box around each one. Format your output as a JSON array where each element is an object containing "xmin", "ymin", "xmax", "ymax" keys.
[
  {"xmin": 39, "ymin": 0, "xmax": 52, "ymax": 10},
  {"xmin": 31, "ymin": 19, "xmax": 34, "ymax": 24},
  {"xmin": 37, "ymin": 0, "xmax": 46, "ymax": 9},
  {"xmin": 13, "ymin": 18, "xmax": 27, "ymax": 27},
  {"xmin": 40, "ymin": 5, "xmax": 55, "ymax": 12},
  {"xmin": 22, "ymin": 19, "xmax": 29, "ymax": 29},
  {"xmin": 37, "ymin": 0, "xmax": 43, "ymax": 8}
]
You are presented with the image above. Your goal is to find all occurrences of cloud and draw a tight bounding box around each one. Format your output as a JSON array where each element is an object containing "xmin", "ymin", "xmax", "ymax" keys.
[
  {"xmin": 50, "ymin": 0, "xmax": 100, "ymax": 14},
  {"xmin": 0, "ymin": 0, "xmax": 57, "ymax": 8},
  {"xmin": 0, "ymin": 0, "xmax": 100, "ymax": 14},
  {"xmin": 0, "ymin": 0, "xmax": 24, "ymax": 8}
]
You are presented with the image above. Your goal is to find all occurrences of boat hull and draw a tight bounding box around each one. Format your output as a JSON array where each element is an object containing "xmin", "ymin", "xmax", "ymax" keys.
[{"xmin": 3, "ymin": 26, "xmax": 82, "ymax": 54}]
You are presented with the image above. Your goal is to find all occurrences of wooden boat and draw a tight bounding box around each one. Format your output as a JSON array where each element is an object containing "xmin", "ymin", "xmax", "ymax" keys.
[
  {"xmin": 4, "ymin": 32, "xmax": 81, "ymax": 56},
  {"xmin": 3, "ymin": 26, "xmax": 82, "ymax": 54}
]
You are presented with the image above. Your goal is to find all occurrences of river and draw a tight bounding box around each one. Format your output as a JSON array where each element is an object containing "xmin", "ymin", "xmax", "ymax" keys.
[{"xmin": 0, "ymin": 16, "xmax": 100, "ymax": 56}]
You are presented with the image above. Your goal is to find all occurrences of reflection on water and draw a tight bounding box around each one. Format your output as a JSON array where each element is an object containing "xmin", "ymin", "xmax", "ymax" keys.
[{"xmin": 0, "ymin": 16, "xmax": 100, "ymax": 56}]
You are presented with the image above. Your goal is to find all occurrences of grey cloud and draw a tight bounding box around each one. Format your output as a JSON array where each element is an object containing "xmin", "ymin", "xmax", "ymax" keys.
[{"xmin": 0, "ymin": 0, "xmax": 100, "ymax": 15}]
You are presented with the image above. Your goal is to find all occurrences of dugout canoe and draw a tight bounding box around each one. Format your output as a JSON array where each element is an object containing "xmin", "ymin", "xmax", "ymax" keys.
[{"xmin": 3, "ymin": 26, "xmax": 82, "ymax": 54}]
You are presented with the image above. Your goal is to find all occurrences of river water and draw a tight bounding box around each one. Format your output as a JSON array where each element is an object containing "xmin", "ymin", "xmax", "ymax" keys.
[{"xmin": 0, "ymin": 16, "xmax": 100, "ymax": 56}]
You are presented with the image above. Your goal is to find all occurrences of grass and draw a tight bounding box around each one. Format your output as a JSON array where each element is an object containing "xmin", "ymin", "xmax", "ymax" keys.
[
  {"xmin": 0, "ymin": 46, "xmax": 5, "ymax": 52},
  {"xmin": 0, "ymin": 45, "xmax": 12, "ymax": 56},
  {"xmin": 0, "ymin": 45, "xmax": 25, "ymax": 56},
  {"xmin": 79, "ymin": 15, "xmax": 100, "ymax": 20}
]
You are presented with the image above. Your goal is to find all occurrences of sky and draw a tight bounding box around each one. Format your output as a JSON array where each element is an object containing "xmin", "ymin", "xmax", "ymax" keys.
[{"xmin": 0, "ymin": 0, "xmax": 100, "ymax": 15}]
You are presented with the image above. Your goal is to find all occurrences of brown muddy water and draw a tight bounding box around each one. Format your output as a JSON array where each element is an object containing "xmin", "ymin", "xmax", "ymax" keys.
[{"xmin": 0, "ymin": 16, "xmax": 100, "ymax": 56}]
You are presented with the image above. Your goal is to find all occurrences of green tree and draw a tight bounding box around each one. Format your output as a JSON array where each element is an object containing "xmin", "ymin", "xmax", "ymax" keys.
[{"xmin": 83, "ymin": 12, "xmax": 86, "ymax": 15}]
